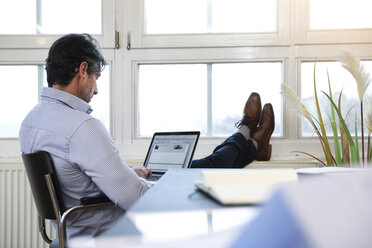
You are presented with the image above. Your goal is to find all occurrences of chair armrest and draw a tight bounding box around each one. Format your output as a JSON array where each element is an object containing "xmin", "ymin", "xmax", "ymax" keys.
[
  {"xmin": 60, "ymin": 196, "xmax": 115, "ymax": 246},
  {"xmin": 80, "ymin": 195, "xmax": 112, "ymax": 205}
]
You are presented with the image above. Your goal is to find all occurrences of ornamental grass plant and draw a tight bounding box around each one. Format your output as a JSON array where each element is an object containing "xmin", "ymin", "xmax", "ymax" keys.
[{"xmin": 283, "ymin": 51, "xmax": 372, "ymax": 167}]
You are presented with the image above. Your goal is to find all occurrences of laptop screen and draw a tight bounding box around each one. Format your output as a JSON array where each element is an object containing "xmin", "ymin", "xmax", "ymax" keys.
[{"xmin": 143, "ymin": 131, "xmax": 200, "ymax": 171}]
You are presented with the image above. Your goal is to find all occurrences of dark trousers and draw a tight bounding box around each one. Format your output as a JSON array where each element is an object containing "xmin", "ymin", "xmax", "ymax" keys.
[{"xmin": 190, "ymin": 132, "xmax": 257, "ymax": 168}]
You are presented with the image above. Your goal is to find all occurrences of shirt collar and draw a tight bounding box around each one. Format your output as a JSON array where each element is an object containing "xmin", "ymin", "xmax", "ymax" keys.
[{"xmin": 41, "ymin": 87, "xmax": 93, "ymax": 114}]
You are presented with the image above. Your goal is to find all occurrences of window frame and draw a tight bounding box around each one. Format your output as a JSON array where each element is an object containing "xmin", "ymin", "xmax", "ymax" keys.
[
  {"xmin": 295, "ymin": 0, "xmax": 372, "ymax": 45},
  {"xmin": 4, "ymin": 0, "xmax": 372, "ymax": 161},
  {"xmin": 127, "ymin": 0, "xmax": 291, "ymax": 48},
  {"xmin": 116, "ymin": 46, "xmax": 290, "ymax": 159}
]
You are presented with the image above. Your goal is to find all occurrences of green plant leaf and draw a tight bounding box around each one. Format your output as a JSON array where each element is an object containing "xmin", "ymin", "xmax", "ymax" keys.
[
  {"xmin": 291, "ymin": 151, "xmax": 327, "ymax": 166},
  {"xmin": 338, "ymin": 90, "xmax": 350, "ymax": 165},
  {"xmin": 314, "ymin": 63, "xmax": 334, "ymax": 166},
  {"xmin": 328, "ymin": 114, "xmax": 341, "ymax": 166},
  {"xmin": 354, "ymin": 113, "xmax": 360, "ymax": 167},
  {"xmin": 322, "ymin": 91, "xmax": 360, "ymax": 165},
  {"xmin": 327, "ymin": 70, "xmax": 341, "ymax": 165},
  {"xmin": 360, "ymin": 102, "xmax": 365, "ymax": 164},
  {"xmin": 368, "ymin": 133, "xmax": 372, "ymax": 161}
]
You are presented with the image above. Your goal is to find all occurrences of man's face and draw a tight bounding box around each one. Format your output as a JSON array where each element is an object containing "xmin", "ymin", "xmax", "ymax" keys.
[{"xmin": 79, "ymin": 71, "xmax": 100, "ymax": 103}]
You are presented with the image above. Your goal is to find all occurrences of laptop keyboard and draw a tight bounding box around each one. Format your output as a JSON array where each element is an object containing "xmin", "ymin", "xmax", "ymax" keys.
[{"xmin": 149, "ymin": 173, "xmax": 163, "ymax": 181}]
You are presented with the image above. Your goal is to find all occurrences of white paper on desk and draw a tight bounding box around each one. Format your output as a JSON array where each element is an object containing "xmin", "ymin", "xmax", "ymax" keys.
[
  {"xmin": 296, "ymin": 167, "xmax": 369, "ymax": 175},
  {"xmin": 195, "ymin": 169, "xmax": 298, "ymax": 205}
]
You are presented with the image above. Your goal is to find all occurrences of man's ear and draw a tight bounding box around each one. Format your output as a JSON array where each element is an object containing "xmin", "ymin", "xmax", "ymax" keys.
[{"xmin": 78, "ymin": 62, "xmax": 89, "ymax": 77}]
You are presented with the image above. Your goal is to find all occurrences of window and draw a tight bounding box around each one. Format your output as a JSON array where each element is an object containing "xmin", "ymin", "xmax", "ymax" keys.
[
  {"xmin": 0, "ymin": 65, "xmax": 39, "ymax": 137},
  {"xmin": 0, "ymin": 0, "xmax": 101, "ymax": 35},
  {"xmin": 144, "ymin": 0, "xmax": 277, "ymax": 34},
  {"xmin": 310, "ymin": 0, "xmax": 372, "ymax": 30},
  {"xmin": 124, "ymin": 0, "xmax": 372, "ymax": 159},
  {"xmin": 0, "ymin": 0, "xmax": 115, "ymax": 48},
  {"xmin": 0, "ymin": 0, "xmax": 114, "ymax": 140},
  {"xmin": 296, "ymin": 0, "xmax": 372, "ymax": 44},
  {"xmin": 3, "ymin": 0, "xmax": 372, "ymax": 159},
  {"xmin": 138, "ymin": 64, "xmax": 207, "ymax": 136},
  {"xmin": 138, "ymin": 62, "xmax": 282, "ymax": 137},
  {"xmin": 0, "ymin": 0, "xmax": 36, "ymax": 34},
  {"xmin": 129, "ymin": 0, "xmax": 290, "ymax": 48}
]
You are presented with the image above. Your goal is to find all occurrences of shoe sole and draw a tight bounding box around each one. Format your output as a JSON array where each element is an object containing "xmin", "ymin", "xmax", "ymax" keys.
[{"xmin": 266, "ymin": 144, "xmax": 272, "ymax": 161}]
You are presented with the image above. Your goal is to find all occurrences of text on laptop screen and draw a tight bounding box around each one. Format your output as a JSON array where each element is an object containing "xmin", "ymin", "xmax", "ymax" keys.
[{"xmin": 144, "ymin": 132, "xmax": 199, "ymax": 171}]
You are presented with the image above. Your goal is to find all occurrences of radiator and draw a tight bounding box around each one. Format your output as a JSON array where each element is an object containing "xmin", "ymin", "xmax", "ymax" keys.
[
  {"xmin": 247, "ymin": 160, "xmax": 321, "ymax": 169},
  {"xmin": 0, "ymin": 162, "xmax": 56, "ymax": 248}
]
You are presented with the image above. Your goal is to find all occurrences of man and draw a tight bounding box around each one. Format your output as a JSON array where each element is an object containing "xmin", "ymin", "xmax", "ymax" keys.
[{"xmin": 19, "ymin": 33, "xmax": 274, "ymax": 239}]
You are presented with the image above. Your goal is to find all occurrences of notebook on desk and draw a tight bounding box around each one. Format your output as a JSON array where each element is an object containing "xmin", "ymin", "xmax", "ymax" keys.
[
  {"xmin": 195, "ymin": 169, "xmax": 298, "ymax": 205},
  {"xmin": 144, "ymin": 131, "xmax": 200, "ymax": 181}
]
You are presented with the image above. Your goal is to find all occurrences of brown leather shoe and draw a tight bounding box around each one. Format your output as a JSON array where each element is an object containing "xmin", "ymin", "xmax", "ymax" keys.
[
  {"xmin": 236, "ymin": 92, "xmax": 262, "ymax": 130},
  {"xmin": 252, "ymin": 103, "xmax": 275, "ymax": 161}
]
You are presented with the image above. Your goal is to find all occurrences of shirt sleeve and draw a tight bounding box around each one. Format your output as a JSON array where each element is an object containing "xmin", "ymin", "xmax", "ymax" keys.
[{"xmin": 69, "ymin": 118, "xmax": 151, "ymax": 210}]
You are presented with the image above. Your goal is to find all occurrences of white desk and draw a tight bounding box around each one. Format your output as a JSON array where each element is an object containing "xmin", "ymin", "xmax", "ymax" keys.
[
  {"xmin": 70, "ymin": 168, "xmax": 260, "ymax": 247},
  {"xmin": 70, "ymin": 168, "xmax": 372, "ymax": 248}
]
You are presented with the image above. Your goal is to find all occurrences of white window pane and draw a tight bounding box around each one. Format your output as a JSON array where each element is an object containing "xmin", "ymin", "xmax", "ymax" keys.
[
  {"xmin": 0, "ymin": 0, "xmax": 101, "ymax": 35},
  {"xmin": 138, "ymin": 63, "xmax": 283, "ymax": 137},
  {"xmin": 90, "ymin": 66, "xmax": 110, "ymax": 131},
  {"xmin": 212, "ymin": 63, "xmax": 282, "ymax": 136},
  {"xmin": 310, "ymin": 0, "xmax": 372, "ymax": 30},
  {"xmin": 41, "ymin": 0, "xmax": 101, "ymax": 34},
  {"xmin": 145, "ymin": 0, "xmax": 208, "ymax": 34},
  {"xmin": 144, "ymin": 0, "xmax": 277, "ymax": 34},
  {"xmin": 300, "ymin": 61, "xmax": 372, "ymax": 137},
  {"xmin": 212, "ymin": 0, "xmax": 276, "ymax": 33},
  {"xmin": 0, "ymin": 0, "xmax": 36, "ymax": 34},
  {"xmin": 138, "ymin": 64, "xmax": 207, "ymax": 136},
  {"xmin": 0, "ymin": 66, "xmax": 38, "ymax": 137}
]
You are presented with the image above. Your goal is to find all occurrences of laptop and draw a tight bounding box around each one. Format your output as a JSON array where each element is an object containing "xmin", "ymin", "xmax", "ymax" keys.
[{"xmin": 143, "ymin": 131, "xmax": 200, "ymax": 181}]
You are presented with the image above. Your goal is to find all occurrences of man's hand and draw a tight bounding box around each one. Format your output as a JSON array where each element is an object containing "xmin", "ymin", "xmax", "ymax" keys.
[{"xmin": 130, "ymin": 166, "xmax": 152, "ymax": 179}]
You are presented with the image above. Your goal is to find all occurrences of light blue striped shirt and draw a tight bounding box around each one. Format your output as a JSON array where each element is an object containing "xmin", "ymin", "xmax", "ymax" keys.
[{"xmin": 19, "ymin": 87, "xmax": 152, "ymax": 239}]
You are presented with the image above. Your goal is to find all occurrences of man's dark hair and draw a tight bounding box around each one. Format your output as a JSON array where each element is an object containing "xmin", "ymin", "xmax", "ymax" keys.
[{"xmin": 45, "ymin": 33, "xmax": 106, "ymax": 87}]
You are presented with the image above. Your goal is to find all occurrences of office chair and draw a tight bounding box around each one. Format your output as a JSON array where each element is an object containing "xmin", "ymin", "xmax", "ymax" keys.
[{"xmin": 21, "ymin": 151, "xmax": 114, "ymax": 248}]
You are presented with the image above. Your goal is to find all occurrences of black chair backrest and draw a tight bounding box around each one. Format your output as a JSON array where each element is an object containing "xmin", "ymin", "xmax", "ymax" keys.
[{"xmin": 22, "ymin": 151, "xmax": 66, "ymax": 220}]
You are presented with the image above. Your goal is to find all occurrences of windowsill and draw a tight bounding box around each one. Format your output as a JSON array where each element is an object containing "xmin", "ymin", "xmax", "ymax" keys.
[{"xmin": 0, "ymin": 138, "xmax": 328, "ymax": 164}]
